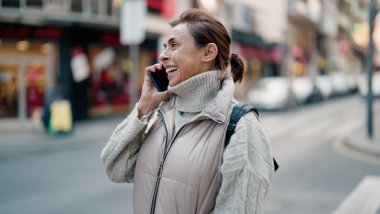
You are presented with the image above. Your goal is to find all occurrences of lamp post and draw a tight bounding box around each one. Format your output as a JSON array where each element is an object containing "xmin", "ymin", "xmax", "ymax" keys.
[{"xmin": 366, "ymin": 0, "xmax": 378, "ymax": 139}]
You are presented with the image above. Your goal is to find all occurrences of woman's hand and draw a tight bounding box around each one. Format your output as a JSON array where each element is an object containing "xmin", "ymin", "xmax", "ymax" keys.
[{"xmin": 137, "ymin": 63, "xmax": 171, "ymax": 119}]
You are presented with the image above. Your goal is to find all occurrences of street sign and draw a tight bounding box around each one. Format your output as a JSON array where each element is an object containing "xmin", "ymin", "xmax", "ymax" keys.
[{"xmin": 120, "ymin": 0, "xmax": 147, "ymax": 45}]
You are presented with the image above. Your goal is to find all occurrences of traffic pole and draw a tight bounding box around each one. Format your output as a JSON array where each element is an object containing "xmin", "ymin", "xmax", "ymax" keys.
[
  {"xmin": 129, "ymin": 44, "xmax": 139, "ymax": 106},
  {"xmin": 366, "ymin": 0, "xmax": 377, "ymax": 139}
]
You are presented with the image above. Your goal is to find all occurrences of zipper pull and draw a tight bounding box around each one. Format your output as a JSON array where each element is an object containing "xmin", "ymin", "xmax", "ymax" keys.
[{"xmin": 157, "ymin": 159, "xmax": 164, "ymax": 179}]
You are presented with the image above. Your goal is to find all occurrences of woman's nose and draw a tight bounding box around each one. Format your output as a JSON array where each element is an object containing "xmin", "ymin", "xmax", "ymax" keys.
[{"xmin": 159, "ymin": 50, "xmax": 169, "ymax": 62}]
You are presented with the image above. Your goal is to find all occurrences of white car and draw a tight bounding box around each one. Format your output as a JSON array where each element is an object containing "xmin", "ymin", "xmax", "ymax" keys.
[
  {"xmin": 316, "ymin": 75, "xmax": 334, "ymax": 99},
  {"xmin": 331, "ymin": 73, "xmax": 349, "ymax": 95},
  {"xmin": 248, "ymin": 77, "xmax": 291, "ymax": 110},
  {"xmin": 358, "ymin": 72, "xmax": 380, "ymax": 97}
]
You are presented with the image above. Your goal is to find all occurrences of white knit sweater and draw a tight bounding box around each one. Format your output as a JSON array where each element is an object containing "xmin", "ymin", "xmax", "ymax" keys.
[{"xmin": 168, "ymin": 70, "xmax": 221, "ymax": 133}]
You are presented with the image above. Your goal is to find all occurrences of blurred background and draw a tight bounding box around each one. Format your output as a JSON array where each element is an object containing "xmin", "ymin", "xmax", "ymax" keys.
[{"xmin": 0, "ymin": 0, "xmax": 379, "ymax": 214}]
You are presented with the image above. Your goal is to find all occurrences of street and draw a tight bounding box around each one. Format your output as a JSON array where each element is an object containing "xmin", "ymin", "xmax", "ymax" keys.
[
  {"xmin": 262, "ymin": 96, "xmax": 380, "ymax": 213},
  {"xmin": 0, "ymin": 95, "xmax": 379, "ymax": 214}
]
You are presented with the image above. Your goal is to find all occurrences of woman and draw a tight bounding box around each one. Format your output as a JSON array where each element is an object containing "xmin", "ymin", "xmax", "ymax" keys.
[{"xmin": 101, "ymin": 8, "xmax": 274, "ymax": 214}]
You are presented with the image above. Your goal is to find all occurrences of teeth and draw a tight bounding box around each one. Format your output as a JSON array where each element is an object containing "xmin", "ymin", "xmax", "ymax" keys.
[{"xmin": 166, "ymin": 67, "xmax": 178, "ymax": 73}]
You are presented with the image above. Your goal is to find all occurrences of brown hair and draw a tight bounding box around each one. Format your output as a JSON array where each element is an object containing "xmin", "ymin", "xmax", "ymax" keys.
[{"xmin": 170, "ymin": 8, "xmax": 246, "ymax": 83}]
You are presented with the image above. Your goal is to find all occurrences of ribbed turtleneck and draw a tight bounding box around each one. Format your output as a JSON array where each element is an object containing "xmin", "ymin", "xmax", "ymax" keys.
[{"xmin": 168, "ymin": 70, "xmax": 221, "ymax": 113}]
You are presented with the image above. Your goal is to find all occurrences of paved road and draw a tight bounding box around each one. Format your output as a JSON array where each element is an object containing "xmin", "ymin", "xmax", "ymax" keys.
[
  {"xmin": 0, "ymin": 95, "xmax": 379, "ymax": 214},
  {"xmin": 262, "ymin": 96, "xmax": 380, "ymax": 213}
]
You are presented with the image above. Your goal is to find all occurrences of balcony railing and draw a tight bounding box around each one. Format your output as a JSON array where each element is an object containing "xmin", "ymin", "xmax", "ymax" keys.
[{"xmin": 0, "ymin": 0, "xmax": 120, "ymax": 27}]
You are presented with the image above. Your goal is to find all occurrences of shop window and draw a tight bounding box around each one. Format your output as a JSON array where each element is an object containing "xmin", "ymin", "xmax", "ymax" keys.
[
  {"xmin": 25, "ymin": 63, "xmax": 45, "ymax": 118},
  {"xmin": 0, "ymin": 63, "xmax": 18, "ymax": 118},
  {"xmin": 88, "ymin": 46, "xmax": 130, "ymax": 116}
]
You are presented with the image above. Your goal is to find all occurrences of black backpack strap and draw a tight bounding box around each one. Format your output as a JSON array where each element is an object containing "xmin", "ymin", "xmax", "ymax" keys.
[
  {"xmin": 225, "ymin": 103, "xmax": 279, "ymax": 172},
  {"xmin": 225, "ymin": 103, "xmax": 258, "ymax": 148}
]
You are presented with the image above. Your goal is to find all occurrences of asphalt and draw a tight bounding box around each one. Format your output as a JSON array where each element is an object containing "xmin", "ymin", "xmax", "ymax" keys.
[{"xmin": 0, "ymin": 115, "xmax": 126, "ymax": 162}]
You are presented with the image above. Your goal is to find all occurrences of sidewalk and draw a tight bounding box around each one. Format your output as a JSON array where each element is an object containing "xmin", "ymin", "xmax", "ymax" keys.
[
  {"xmin": 342, "ymin": 126, "xmax": 380, "ymax": 159},
  {"xmin": 341, "ymin": 106, "xmax": 380, "ymax": 160},
  {"xmin": 0, "ymin": 115, "xmax": 126, "ymax": 161}
]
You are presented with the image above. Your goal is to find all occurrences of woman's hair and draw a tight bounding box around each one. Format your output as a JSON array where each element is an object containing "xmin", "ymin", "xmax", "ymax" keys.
[{"xmin": 170, "ymin": 8, "xmax": 246, "ymax": 83}]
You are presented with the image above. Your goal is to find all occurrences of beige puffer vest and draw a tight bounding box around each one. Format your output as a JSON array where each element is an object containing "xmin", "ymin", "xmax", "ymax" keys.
[{"xmin": 133, "ymin": 78, "xmax": 235, "ymax": 214}]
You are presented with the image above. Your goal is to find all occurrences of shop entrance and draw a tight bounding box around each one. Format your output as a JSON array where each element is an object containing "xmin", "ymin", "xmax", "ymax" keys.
[{"xmin": 0, "ymin": 56, "xmax": 52, "ymax": 120}]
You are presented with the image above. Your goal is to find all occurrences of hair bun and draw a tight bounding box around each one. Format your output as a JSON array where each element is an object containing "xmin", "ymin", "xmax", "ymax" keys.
[{"xmin": 229, "ymin": 53, "xmax": 246, "ymax": 83}]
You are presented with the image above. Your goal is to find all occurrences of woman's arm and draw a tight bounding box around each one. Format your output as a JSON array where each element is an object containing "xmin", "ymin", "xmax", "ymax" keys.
[
  {"xmin": 100, "ymin": 104, "xmax": 151, "ymax": 183},
  {"xmin": 101, "ymin": 63, "xmax": 171, "ymax": 183},
  {"xmin": 214, "ymin": 112, "xmax": 274, "ymax": 214}
]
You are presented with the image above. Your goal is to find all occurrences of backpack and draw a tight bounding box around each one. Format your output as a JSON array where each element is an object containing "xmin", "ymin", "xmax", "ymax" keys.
[{"xmin": 225, "ymin": 103, "xmax": 279, "ymax": 172}]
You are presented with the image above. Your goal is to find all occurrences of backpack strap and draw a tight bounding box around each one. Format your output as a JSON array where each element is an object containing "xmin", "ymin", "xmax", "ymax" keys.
[
  {"xmin": 225, "ymin": 103, "xmax": 279, "ymax": 172},
  {"xmin": 225, "ymin": 103, "xmax": 258, "ymax": 148}
]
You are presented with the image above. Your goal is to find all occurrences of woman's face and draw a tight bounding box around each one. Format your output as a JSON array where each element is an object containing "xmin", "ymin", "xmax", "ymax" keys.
[{"xmin": 159, "ymin": 23, "xmax": 208, "ymax": 87}]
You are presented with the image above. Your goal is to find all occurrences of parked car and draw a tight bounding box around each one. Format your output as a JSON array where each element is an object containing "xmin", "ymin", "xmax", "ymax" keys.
[
  {"xmin": 331, "ymin": 72, "xmax": 349, "ymax": 96},
  {"xmin": 247, "ymin": 77, "xmax": 291, "ymax": 110},
  {"xmin": 346, "ymin": 73, "xmax": 359, "ymax": 93},
  {"xmin": 316, "ymin": 75, "xmax": 334, "ymax": 99},
  {"xmin": 291, "ymin": 77, "xmax": 322, "ymax": 104},
  {"xmin": 358, "ymin": 72, "xmax": 380, "ymax": 98}
]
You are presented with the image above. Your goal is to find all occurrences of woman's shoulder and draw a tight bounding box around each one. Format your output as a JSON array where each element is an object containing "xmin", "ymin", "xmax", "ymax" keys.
[
  {"xmin": 225, "ymin": 110, "xmax": 274, "ymax": 178},
  {"xmin": 227, "ymin": 109, "xmax": 272, "ymax": 159}
]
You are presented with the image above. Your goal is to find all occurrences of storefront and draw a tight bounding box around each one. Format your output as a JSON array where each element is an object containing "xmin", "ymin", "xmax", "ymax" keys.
[
  {"xmin": 0, "ymin": 38, "xmax": 56, "ymax": 121},
  {"xmin": 288, "ymin": 22, "xmax": 317, "ymax": 77},
  {"xmin": 54, "ymin": 27, "xmax": 160, "ymax": 119},
  {"xmin": 232, "ymin": 30, "xmax": 282, "ymax": 83},
  {"xmin": 86, "ymin": 38, "xmax": 158, "ymax": 117},
  {"xmin": 0, "ymin": 23, "xmax": 160, "ymax": 121}
]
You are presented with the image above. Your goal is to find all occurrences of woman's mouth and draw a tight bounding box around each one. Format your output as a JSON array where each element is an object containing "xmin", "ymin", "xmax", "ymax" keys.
[{"xmin": 166, "ymin": 67, "xmax": 178, "ymax": 74}]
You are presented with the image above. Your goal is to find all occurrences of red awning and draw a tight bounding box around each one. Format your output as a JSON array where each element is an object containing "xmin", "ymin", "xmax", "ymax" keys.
[{"xmin": 239, "ymin": 44, "xmax": 282, "ymax": 63}]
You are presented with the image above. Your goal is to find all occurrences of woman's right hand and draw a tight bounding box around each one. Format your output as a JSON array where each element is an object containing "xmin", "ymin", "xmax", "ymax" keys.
[{"xmin": 137, "ymin": 63, "xmax": 171, "ymax": 119}]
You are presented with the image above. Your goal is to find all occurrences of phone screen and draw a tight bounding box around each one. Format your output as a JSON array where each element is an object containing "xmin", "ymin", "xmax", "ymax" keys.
[{"xmin": 148, "ymin": 68, "xmax": 169, "ymax": 92}]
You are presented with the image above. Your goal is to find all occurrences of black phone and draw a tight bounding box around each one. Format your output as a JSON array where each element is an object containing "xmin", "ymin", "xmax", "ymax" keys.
[{"xmin": 148, "ymin": 68, "xmax": 169, "ymax": 92}]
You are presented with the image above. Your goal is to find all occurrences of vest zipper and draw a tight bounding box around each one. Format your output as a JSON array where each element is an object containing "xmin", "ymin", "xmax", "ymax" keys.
[
  {"xmin": 150, "ymin": 111, "xmax": 222, "ymax": 214},
  {"xmin": 150, "ymin": 159, "xmax": 164, "ymax": 214},
  {"xmin": 150, "ymin": 111, "xmax": 172, "ymax": 214}
]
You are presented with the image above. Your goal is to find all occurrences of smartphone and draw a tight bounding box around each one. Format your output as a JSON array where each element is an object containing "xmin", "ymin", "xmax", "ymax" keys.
[{"xmin": 148, "ymin": 67, "xmax": 169, "ymax": 92}]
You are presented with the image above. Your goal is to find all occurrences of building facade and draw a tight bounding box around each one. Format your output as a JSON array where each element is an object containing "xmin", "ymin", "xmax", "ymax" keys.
[
  {"xmin": 0, "ymin": 0, "xmax": 372, "ymax": 123},
  {"xmin": 0, "ymin": 0, "xmax": 177, "ymax": 122}
]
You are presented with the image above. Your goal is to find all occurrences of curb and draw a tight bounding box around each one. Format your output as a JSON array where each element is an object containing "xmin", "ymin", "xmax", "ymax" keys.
[{"xmin": 344, "ymin": 133, "xmax": 380, "ymax": 158}]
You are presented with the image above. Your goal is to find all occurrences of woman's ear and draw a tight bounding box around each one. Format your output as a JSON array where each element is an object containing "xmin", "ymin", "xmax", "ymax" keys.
[{"xmin": 202, "ymin": 43, "xmax": 218, "ymax": 63}]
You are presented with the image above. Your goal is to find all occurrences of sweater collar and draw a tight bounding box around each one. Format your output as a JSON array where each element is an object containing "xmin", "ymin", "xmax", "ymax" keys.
[
  {"xmin": 159, "ymin": 74, "xmax": 235, "ymax": 124},
  {"xmin": 167, "ymin": 70, "xmax": 221, "ymax": 113}
]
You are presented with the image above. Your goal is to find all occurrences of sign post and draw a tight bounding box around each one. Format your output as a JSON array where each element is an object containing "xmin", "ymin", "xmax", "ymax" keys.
[
  {"xmin": 366, "ymin": 0, "xmax": 378, "ymax": 139},
  {"xmin": 120, "ymin": 0, "xmax": 147, "ymax": 107}
]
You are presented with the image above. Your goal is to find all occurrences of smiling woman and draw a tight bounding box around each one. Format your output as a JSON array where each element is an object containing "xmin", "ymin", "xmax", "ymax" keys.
[{"xmin": 101, "ymin": 8, "xmax": 275, "ymax": 214}]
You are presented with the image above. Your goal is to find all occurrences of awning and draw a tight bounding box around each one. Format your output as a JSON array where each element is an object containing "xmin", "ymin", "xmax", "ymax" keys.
[{"xmin": 239, "ymin": 44, "xmax": 282, "ymax": 63}]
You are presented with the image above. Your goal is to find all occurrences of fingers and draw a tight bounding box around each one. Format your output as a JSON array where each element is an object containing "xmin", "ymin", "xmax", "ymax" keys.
[{"xmin": 144, "ymin": 63, "xmax": 164, "ymax": 75}]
